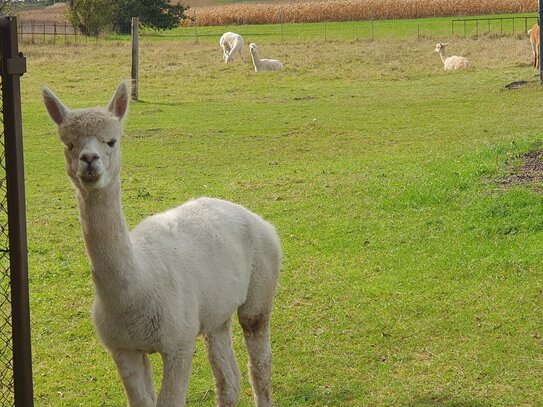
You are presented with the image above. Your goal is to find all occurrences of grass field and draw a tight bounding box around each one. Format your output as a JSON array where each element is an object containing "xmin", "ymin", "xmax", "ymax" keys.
[
  {"xmin": 138, "ymin": 13, "xmax": 537, "ymax": 44},
  {"xmin": 21, "ymin": 16, "xmax": 543, "ymax": 407}
]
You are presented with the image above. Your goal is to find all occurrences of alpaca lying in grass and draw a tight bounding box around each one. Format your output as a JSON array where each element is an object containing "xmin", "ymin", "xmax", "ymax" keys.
[
  {"xmin": 249, "ymin": 43, "xmax": 284, "ymax": 72},
  {"xmin": 42, "ymin": 82, "xmax": 281, "ymax": 407},
  {"xmin": 434, "ymin": 42, "xmax": 469, "ymax": 71}
]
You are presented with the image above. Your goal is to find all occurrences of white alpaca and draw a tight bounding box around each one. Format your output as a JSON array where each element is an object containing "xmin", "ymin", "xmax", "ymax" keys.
[
  {"xmin": 434, "ymin": 42, "xmax": 470, "ymax": 71},
  {"xmin": 249, "ymin": 43, "xmax": 284, "ymax": 72},
  {"xmin": 42, "ymin": 82, "xmax": 281, "ymax": 407},
  {"xmin": 220, "ymin": 32, "xmax": 244, "ymax": 63}
]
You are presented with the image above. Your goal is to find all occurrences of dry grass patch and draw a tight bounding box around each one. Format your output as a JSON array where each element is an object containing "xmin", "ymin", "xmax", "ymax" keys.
[{"xmin": 20, "ymin": 2, "xmax": 68, "ymax": 23}]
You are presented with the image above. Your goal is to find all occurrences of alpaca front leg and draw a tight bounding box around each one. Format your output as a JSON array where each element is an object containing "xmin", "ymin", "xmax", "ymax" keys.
[
  {"xmin": 112, "ymin": 350, "xmax": 157, "ymax": 407},
  {"xmin": 157, "ymin": 345, "xmax": 195, "ymax": 407}
]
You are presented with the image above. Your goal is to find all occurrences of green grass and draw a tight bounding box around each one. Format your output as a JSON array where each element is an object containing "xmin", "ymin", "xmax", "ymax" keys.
[{"xmin": 20, "ymin": 17, "xmax": 543, "ymax": 407}]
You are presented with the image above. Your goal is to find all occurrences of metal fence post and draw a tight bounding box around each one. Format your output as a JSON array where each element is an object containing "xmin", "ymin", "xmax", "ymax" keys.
[
  {"xmin": 131, "ymin": 17, "xmax": 139, "ymax": 101},
  {"xmin": 193, "ymin": 11, "xmax": 198, "ymax": 44},
  {"xmin": 281, "ymin": 12, "xmax": 284, "ymax": 45},
  {"xmin": 0, "ymin": 15, "xmax": 32, "ymax": 406}
]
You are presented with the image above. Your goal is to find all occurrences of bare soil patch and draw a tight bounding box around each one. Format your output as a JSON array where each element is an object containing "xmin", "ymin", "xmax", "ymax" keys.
[{"xmin": 500, "ymin": 150, "xmax": 543, "ymax": 188}]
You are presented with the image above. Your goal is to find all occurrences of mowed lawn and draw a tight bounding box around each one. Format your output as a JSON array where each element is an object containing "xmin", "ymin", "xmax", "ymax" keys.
[{"xmin": 20, "ymin": 19, "xmax": 543, "ymax": 407}]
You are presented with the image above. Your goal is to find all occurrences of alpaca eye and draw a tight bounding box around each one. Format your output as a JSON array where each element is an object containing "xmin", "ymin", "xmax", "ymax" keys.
[
  {"xmin": 66, "ymin": 143, "xmax": 74, "ymax": 151},
  {"xmin": 107, "ymin": 140, "xmax": 117, "ymax": 147}
]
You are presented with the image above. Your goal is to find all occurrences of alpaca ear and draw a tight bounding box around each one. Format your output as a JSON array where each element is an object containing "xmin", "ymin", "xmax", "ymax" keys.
[
  {"xmin": 108, "ymin": 82, "xmax": 129, "ymax": 121},
  {"xmin": 42, "ymin": 86, "xmax": 68, "ymax": 126}
]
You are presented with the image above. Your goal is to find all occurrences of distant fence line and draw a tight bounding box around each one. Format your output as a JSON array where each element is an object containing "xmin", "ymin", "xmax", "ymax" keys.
[
  {"xmin": 451, "ymin": 16, "xmax": 538, "ymax": 37},
  {"xmin": 17, "ymin": 19, "xmax": 92, "ymax": 45},
  {"xmin": 16, "ymin": 15, "xmax": 538, "ymax": 45}
]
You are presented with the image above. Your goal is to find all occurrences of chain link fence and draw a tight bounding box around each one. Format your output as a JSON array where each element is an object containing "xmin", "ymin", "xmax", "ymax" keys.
[
  {"xmin": 0, "ymin": 16, "xmax": 32, "ymax": 407},
  {"xmin": 0, "ymin": 122, "xmax": 14, "ymax": 402}
]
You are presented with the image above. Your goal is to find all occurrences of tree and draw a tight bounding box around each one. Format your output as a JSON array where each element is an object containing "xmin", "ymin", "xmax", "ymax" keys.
[
  {"xmin": 0, "ymin": 0, "xmax": 22, "ymax": 15},
  {"xmin": 66, "ymin": 0, "xmax": 114, "ymax": 36},
  {"xmin": 112, "ymin": 0, "xmax": 187, "ymax": 34},
  {"xmin": 67, "ymin": 0, "xmax": 186, "ymax": 36}
]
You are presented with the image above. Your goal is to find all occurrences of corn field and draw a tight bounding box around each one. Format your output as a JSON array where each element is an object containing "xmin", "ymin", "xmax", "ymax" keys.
[{"xmin": 185, "ymin": 0, "xmax": 537, "ymax": 26}]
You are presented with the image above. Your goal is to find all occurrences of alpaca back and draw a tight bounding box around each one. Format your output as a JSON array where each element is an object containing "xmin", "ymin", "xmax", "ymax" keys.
[
  {"xmin": 220, "ymin": 32, "xmax": 244, "ymax": 62},
  {"xmin": 258, "ymin": 58, "xmax": 284, "ymax": 71},
  {"xmin": 128, "ymin": 197, "xmax": 280, "ymax": 334}
]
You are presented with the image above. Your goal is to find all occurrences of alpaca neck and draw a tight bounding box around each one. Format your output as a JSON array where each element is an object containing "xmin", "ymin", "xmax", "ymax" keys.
[
  {"xmin": 76, "ymin": 179, "xmax": 138, "ymax": 300},
  {"xmin": 438, "ymin": 49, "xmax": 448, "ymax": 64},
  {"xmin": 250, "ymin": 50, "xmax": 261, "ymax": 69}
]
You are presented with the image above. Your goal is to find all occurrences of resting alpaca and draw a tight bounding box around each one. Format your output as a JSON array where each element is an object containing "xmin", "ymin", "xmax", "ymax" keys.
[
  {"xmin": 249, "ymin": 43, "xmax": 284, "ymax": 72},
  {"xmin": 220, "ymin": 32, "xmax": 244, "ymax": 63},
  {"xmin": 42, "ymin": 82, "xmax": 281, "ymax": 407},
  {"xmin": 434, "ymin": 42, "xmax": 469, "ymax": 71},
  {"xmin": 529, "ymin": 24, "xmax": 540, "ymax": 69}
]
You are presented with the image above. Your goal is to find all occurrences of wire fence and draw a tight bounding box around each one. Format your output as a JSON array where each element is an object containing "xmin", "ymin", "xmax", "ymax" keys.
[
  {"xmin": 16, "ymin": 14, "xmax": 538, "ymax": 46},
  {"xmin": 18, "ymin": 19, "xmax": 89, "ymax": 45},
  {"xmin": 451, "ymin": 16, "xmax": 538, "ymax": 37}
]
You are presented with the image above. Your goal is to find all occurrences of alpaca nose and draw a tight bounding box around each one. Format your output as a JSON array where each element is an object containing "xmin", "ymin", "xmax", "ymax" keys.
[{"xmin": 80, "ymin": 151, "xmax": 99, "ymax": 165}]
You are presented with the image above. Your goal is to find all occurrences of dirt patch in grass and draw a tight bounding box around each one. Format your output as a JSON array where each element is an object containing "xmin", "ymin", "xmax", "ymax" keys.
[{"xmin": 500, "ymin": 150, "xmax": 543, "ymax": 188}]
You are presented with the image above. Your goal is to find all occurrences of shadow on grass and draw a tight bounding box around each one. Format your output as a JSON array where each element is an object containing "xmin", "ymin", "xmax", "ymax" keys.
[
  {"xmin": 403, "ymin": 394, "xmax": 492, "ymax": 407},
  {"xmin": 133, "ymin": 99, "xmax": 185, "ymax": 107}
]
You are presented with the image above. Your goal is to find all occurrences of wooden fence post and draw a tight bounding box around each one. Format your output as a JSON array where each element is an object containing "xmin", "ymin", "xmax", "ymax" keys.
[{"xmin": 131, "ymin": 17, "xmax": 139, "ymax": 101}]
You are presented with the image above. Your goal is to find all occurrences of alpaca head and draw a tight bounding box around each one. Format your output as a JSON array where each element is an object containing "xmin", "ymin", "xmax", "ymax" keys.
[
  {"xmin": 249, "ymin": 43, "xmax": 257, "ymax": 53},
  {"xmin": 42, "ymin": 82, "xmax": 129, "ymax": 192},
  {"xmin": 434, "ymin": 42, "xmax": 448, "ymax": 53}
]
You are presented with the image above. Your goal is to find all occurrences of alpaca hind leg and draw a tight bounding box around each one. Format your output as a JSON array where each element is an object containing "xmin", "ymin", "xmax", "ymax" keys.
[
  {"xmin": 238, "ymin": 310, "xmax": 273, "ymax": 407},
  {"xmin": 204, "ymin": 319, "xmax": 241, "ymax": 407},
  {"xmin": 112, "ymin": 350, "xmax": 156, "ymax": 407},
  {"xmin": 157, "ymin": 344, "xmax": 195, "ymax": 407},
  {"xmin": 238, "ymin": 224, "xmax": 280, "ymax": 407}
]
